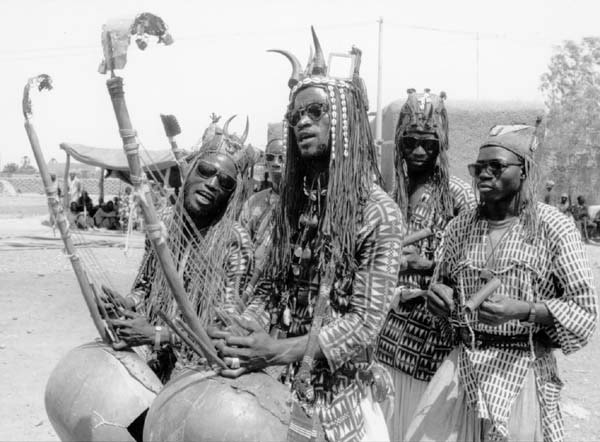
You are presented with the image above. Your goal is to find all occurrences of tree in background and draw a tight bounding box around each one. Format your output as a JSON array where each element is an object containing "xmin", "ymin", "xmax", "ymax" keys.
[{"xmin": 540, "ymin": 37, "xmax": 600, "ymax": 204}]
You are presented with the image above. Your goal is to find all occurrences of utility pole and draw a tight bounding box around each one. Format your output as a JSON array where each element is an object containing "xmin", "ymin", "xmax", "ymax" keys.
[
  {"xmin": 475, "ymin": 32, "xmax": 480, "ymax": 100},
  {"xmin": 375, "ymin": 17, "xmax": 384, "ymax": 162}
]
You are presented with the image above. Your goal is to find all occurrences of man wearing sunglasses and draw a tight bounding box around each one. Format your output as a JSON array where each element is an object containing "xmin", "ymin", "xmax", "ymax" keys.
[
  {"xmin": 405, "ymin": 123, "xmax": 597, "ymax": 441},
  {"xmin": 210, "ymin": 30, "xmax": 403, "ymax": 442},
  {"xmin": 241, "ymin": 124, "xmax": 284, "ymax": 239},
  {"xmin": 106, "ymin": 117, "xmax": 254, "ymax": 382},
  {"xmin": 376, "ymin": 89, "xmax": 476, "ymax": 441}
]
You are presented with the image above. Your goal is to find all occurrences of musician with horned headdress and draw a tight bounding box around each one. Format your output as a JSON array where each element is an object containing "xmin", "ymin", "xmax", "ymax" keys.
[
  {"xmin": 375, "ymin": 89, "xmax": 476, "ymax": 439},
  {"xmin": 241, "ymin": 122, "xmax": 284, "ymax": 243},
  {"xmin": 210, "ymin": 28, "xmax": 404, "ymax": 442},
  {"xmin": 107, "ymin": 115, "xmax": 255, "ymax": 382},
  {"xmin": 406, "ymin": 123, "xmax": 597, "ymax": 441},
  {"xmin": 238, "ymin": 122, "xmax": 285, "ymax": 307}
]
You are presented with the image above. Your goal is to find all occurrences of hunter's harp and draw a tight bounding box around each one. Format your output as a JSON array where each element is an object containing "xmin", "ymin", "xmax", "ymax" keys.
[{"xmin": 327, "ymin": 52, "xmax": 356, "ymax": 80}]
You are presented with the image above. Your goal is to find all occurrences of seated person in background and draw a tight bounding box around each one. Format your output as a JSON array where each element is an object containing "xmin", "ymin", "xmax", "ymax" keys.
[
  {"xmin": 542, "ymin": 179, "xmax": 555, "ymax": 205},
  {"xmin": 557, "ymin": 193, "xmax": 571, "ymax": 216},
  {"xmin": 94, "ymin": 200, "xmax": 120, "ymax": 230},
  {"xmin": 572, "ymin": 195, "xmax": 591, "ymax": 242},
  {"xmin": 593, "ymin": 209, "xmax": 600, "ymax": 238},
  {"xmin": 71, "ymin": 191, "xmax": 95, "ymax": 229},
  {"xmin": 75, "ymin": 191, "xmax": 94, "ymax": 215}
]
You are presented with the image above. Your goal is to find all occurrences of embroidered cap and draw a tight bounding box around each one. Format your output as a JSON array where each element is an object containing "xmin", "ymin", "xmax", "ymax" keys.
[{"xmin": 480, "ymin": 122, "xmax": 542, "ymax": 161}]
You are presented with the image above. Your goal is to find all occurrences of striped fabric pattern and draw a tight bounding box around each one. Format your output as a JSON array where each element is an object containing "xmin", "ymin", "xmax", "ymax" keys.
[
  {"xmin": 376, "ymin": 176, "xmax": 476, "ymax": 381},
  {"xmin": 220, "ymin": 222, "xmax": 253, "ymax": 315},
  {"xmin": 245, "ymin": 185, "xmax": 405, "ymax": 442},
  {"xmin": 434, "ymin": 202, "xmax": 598, "ymax": 442}
]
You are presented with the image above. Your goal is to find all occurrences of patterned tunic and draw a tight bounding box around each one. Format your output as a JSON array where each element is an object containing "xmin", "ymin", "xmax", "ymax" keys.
[
  {"xmin": 376, "ymin": 175, "xmax": 476, "ymax": 381},
  {"xmin": 245, "ymin": 185, "xmax": 405, "ymax": 442},
  {"xmin": 133, "ymin": 220, "xmax": 253, "ymax": 319},
  {"xmin": 434, "ymin": 203, "xmax": 597, "ymax": 441},
  {"xmin": 239, "ymin": 188, "xmax": 279, "ymax": 267}
]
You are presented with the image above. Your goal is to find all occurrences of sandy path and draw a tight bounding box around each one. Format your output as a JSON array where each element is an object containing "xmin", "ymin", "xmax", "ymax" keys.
[{"xmin": 0, "ymin": 228, "xmax": 144, "ymax": 441}]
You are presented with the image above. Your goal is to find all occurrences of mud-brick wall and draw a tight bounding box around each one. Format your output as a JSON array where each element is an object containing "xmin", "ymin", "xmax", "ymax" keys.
[{"xmin": 4, "ymin": 176, "xmax": 126, "ymax": 196}]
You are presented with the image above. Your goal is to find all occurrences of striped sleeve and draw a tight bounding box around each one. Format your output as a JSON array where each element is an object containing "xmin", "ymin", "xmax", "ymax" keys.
[
  {"xmin": 241, "ymin": 278, "xmax": 272, "ymax": 331},
  {"xmin": 542, "ymin": 211, "xmax": 598, "ymax": 354},
  {"xmin": 318, "ymin": 194, "xmax": 404, "ymax": 372},
  {"xmin": 221, "ymin": 223, "xmax": 254, "ymax": 316}
]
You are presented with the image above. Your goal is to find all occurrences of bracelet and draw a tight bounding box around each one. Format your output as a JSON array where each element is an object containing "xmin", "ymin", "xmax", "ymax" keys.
[
  {"xmin": 527, "ymin": 302, "xmax": 537, "ymax": 324},
  {"xmin": 169, "ymin": 330, "xmax": 179, "ymax": 347},
  {"xmin": 154, "ymin": 326, "xmax": 163, "ymax": 351},
  {"xmin": 520, "ymin": 302, "xmax": 536, "ymax": 325}
]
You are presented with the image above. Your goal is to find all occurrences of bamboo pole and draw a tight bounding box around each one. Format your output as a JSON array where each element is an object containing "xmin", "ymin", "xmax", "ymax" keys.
[
  {"xmin": 23, "ymin": 76, "xmax": 108, "ymax": 343},
  {"xmin": 104, "ymin": 75, "xmax": 225, "ymax": 369}
]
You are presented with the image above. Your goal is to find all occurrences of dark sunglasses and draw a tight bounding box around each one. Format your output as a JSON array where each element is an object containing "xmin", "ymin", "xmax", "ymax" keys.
[
  {"xmin": 196, "ymin": 160, "xmax": 237, "ymax": 192},
  {"xmin": 468, "ymin": 160, "xmax": 522, "ymax": 178},
  {"xmin": 401, "ymin": 137, "xmax": 439, "ymax": 153},
  {"xmin": 286, "ymin": 102, "xmax": 329, "ymax": 127},
  {"xmin": 265, "ymin": 153, "xmax": 285, "ymax": 162}
]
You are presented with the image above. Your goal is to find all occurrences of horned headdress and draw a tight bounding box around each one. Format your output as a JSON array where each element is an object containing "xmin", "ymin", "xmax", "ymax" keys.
[
  {"xmin": 394, "ymin": 88, "xmax": 453, "ymax": 223},
  {"xmin": 268, "ymin": 27, "xmax": 381, "ymax": 284}
]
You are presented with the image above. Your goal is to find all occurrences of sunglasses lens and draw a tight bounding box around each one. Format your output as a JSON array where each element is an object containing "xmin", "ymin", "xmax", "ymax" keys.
[
  {"xmin": 197, "ymin": 161, "xmax": 217, "ymax": 178},
  {"xmin": 218, "ymin": 175, "xmax": 236, "ymax": 191},
  {"xmin": 287, "ymin": 103, "xmax": 328, "ymax": 127},
  {"xmin": 468, "ymin": 164, "xmax": 480, "ymax": 178},
  {"xmin": 287, "ymin": 110, "xmax": 301, "ymax": 127},
  {"xmin": 422, "ymin": 140, "xmax": 439, "ymax": 152},
  {"xmin": 306, "ymin": 103, "xmax": 324, "ymax": 120}
]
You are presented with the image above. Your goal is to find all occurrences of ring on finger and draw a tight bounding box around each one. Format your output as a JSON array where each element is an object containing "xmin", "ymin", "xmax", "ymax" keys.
[{"xmin": 230, "ymin": 357, "xmax": 241, "ymax": 369}]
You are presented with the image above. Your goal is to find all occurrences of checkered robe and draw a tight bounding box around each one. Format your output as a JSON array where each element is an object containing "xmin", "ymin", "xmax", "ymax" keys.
[
  {"xmin": 432, "ymin": 203, "xmax": 598, "ymax": 442},
  {"xmin": 376, "ymin": 176, "xmax": 476, "ymax": 380},
  {"xmin": 244, "ymin": 186, "xmax": 405, "ymax": 442}
]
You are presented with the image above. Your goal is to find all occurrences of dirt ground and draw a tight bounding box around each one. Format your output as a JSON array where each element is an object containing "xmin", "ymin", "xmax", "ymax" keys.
[{"xmin": 1, "ymin": 195, "xmax": 600, "ymax": 441}]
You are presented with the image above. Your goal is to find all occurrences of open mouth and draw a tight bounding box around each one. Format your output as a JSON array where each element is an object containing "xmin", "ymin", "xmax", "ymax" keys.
[{"xmin": 195, "ymin": 189, "xmax": 215, "ymax": 204}]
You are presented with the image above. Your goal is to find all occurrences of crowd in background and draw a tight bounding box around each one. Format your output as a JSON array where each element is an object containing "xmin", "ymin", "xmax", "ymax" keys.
[{"xmin": 543, "ymin": 180, "xmax": 600, "ymax": 242}]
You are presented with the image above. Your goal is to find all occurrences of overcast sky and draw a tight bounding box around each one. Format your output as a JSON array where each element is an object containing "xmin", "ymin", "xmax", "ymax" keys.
[{"xmin": 1, "ymin": 0, "xmax": 599, "ymax": 166}]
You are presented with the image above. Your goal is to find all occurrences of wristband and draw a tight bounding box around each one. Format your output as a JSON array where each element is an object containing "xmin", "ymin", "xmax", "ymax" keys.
[
  {"xmin": 154, "ymin": 326, "xmax": 163, "ymax": 351},
  {"xmin": 169, "ymin": 330, "xmax": 179, "ymax": 346},
  {"xmin": 521, "ymin": 302, "xmax": 536, "ymax": 325}
]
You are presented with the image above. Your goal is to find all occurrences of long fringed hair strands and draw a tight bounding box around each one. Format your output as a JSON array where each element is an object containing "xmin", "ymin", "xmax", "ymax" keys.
[
  {"xmin": 270, "ymin": 81, "xmax": 381, "ymax": 281},
  {"xmin": 135, "ymin": 151, "xmax": 249, "ymax": 363},
  {"xmin": 393, "ymin": 106, "xmax": 453, "ymax": 223}
]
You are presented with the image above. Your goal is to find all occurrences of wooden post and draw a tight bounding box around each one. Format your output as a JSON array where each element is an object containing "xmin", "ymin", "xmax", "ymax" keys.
[
  {"xmin": 99, "ymin": 168, "xmax": 105, "ymax": 203},
  {"xmin": 63, "ymin": 153, "xmax": 71, "ymax": 209},
  {"xmin": 375, "ymin": 17, "xmax": 384, "ymax": 165}
]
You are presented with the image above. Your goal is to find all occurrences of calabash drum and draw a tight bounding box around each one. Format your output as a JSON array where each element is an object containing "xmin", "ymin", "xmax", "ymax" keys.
[
  {"xmin": 45, "ymin": 341, "xmax": 162, "ymax": 442},
  {"xmin": 143, "ymin": 369, "xmax": 291, "ymax": 441}
]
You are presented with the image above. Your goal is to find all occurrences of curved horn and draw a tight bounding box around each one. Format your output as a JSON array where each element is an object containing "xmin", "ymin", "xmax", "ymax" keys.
[
  {"xmin": 241, "ymin": 116, "xmax": 249, "ymax": 144},
  {"xmin": 223, "ymin": 114, "xmax": 237, "ymax": 138},
  {"xmin": 22, "ymin": 74, "xmax": 53, "ymax": 120},
  {"xmin": 267, "ymin": 49, "xmax": 302, "ymax": 89},
  {"xmin": 310, "ymin": 26, "xmax": 327, "ymax": 76}
]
